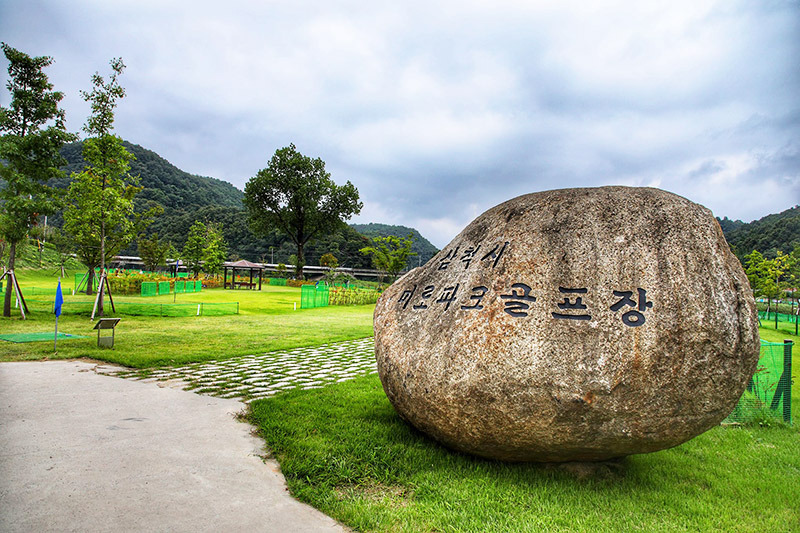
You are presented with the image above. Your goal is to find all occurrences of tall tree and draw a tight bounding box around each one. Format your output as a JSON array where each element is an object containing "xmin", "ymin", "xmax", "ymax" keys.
[
  {"xmin": 0, "ymin": 44, "xmax": 76, "ymax": 316},
  {"xmin": 63, "ymin": 58, "xmax": 154, "ymax": 309},
  {"xmin": 243, "ymin": 144, "xmax": 362, "ymax": 278}
]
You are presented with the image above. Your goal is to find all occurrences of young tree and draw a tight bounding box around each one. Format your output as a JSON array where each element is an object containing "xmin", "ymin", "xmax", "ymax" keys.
[
  {"xmin": 243, "ymin": 144, "xmax": 362, "ymax": 279},
  {"xmin": 360, "ymin": 234, "xmax": 416, "ymax": 285},
  {"xmin": 319, "ymin": 252, "xmax": 339, "ymax": 283},
  {"xmin": 182, "ymin": 221, "xmax": 207, "ymax": 276},
  {"xmin": 181, "ymin": 221, "xmax": 228, "ymax": 276},
  {"xmin": 48, "ymin": 227, "xmax": 74, "ymax": 277},
  {"xmin": 202, "ymin": 223, "xmax": 227, "ymax": 277},
  {"xmin": 63, "ymin": 58, "xmax": 155, "ymax": 308},
  {"xmin": 0, "ymin": 44, "xmax": 76, "ymax": 316},
  {"xmin": 743, "ymin": 249, "xmax": 765, "ymax": 296},
  {"xmin": 137, "ymin": 232, "xmax": 172, "ymax": 271}
]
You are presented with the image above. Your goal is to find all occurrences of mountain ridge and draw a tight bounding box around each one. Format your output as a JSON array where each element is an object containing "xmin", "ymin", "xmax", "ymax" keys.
[
  {"xmin": 56, "ymin": 141, "xmax": 440, "ymax": 266},
  {"xmin": 717, "ymin": 206, "xmax": 800, "ymax": 258}
]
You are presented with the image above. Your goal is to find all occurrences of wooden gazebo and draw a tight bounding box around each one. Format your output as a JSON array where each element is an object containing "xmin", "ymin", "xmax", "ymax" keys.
[{"xmin": 223, "ymin": 260, "xmax": 264, "ymax": 290}]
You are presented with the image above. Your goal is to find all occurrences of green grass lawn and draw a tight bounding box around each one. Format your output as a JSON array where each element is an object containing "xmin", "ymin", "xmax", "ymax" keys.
[
  {"xmin": 246, "ymin": 325, "xmax": 800, "ymax": 533},
  {"xmin": 250, "ymin": 372, "xmax": 800, "ymax": 533},
  {"xmin": 0, "ymin": 268, "xmax": 374, "ymax": 367}
]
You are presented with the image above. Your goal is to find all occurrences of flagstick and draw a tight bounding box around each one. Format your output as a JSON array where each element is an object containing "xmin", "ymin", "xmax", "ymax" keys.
[{"xmin": 54, "ymin": 276, "xmax": 61, "ymax": 352}]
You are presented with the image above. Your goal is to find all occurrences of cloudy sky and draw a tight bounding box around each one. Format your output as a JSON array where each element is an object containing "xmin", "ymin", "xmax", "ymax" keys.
[{"xmin": 1, "ymin": 0, "xmax": 798, "ymax": 247}]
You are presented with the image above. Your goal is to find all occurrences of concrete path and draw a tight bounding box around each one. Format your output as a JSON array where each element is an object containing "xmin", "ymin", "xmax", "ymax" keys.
[{"xmin": 0, "ymin": 359, "xmax": 349, "ymax": 532}]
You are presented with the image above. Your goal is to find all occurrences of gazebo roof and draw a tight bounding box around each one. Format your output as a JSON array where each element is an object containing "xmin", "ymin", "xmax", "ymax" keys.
[{"xmin": 226, "ymin": 260, "xmax": 263, "ymax": 269}]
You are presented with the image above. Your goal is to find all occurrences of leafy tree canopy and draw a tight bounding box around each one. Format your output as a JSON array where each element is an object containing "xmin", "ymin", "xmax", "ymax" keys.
[
  {"xmin": 137, "ymin": 232, "xmax": 175, "ymax": 271},
  {"xmin": 243, "ymin": 143, "xmax": 362, "ymax": 278},
  {"xmin": 0, "ymin": 43, "xmax": 76, "ymax": 316},
  {"xmin": 63, "ymin": 58, "xmax": 157, "ymax": 302}
]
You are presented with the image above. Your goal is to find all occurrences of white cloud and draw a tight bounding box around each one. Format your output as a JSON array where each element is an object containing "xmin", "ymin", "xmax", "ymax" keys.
[{"xmin": 0, "ymin": 0, "xmax": 797, "ymax": 246}]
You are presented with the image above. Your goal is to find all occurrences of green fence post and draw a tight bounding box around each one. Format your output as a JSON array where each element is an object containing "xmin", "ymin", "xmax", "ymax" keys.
[{"xmin": 784, "ymin": 340, "xmax": 793, "ymax": 424}]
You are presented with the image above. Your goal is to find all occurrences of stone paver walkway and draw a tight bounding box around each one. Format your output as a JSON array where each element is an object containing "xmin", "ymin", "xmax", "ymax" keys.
[{"xmin": 110, "ymin": 337, "xmax": 377, "ymax": 401}]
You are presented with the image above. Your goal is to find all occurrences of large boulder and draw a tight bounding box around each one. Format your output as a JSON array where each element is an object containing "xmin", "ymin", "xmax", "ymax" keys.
[{"xmin": 374, "ymin": 187, "xmax": 759, "ymax": 462}]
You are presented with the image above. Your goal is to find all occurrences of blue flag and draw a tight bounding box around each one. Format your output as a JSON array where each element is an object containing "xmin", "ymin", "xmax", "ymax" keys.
[{"xmin": 54, "ymin": 281, "xmax": 63, "ymax": 318}]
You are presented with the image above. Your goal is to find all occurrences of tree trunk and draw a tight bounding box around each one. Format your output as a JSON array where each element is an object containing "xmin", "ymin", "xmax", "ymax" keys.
[
  {"xmin": 3, "ymin": 241, "xmax": 16, "ymax": 317},
  {"xmin": 295, "ymin": 243, "xmax": 305, "ymax": 279},
  {"xmin": 98, "ymin": 217, "xmax": 105, "ymax": 317},
  {"xmin": 86, "ymin": 268, "xmax": 95, "ymax": 296}
]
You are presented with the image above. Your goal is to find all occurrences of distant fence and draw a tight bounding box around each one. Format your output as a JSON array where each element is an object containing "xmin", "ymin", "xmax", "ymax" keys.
[
  {"xmin": 725, "ymin": 340, "xmax": 793, "ymax": 425},
  {"xmin": 758, "ymin": 310, "xmax": 799, "ymax": 336},
  {"xmin": 26, "ymin": 299, "xmax": 238, "ymax": 317}
]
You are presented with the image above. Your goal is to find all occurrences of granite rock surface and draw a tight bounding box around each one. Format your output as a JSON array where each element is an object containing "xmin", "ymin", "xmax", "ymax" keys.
[{"xmin": 374, "ymin": 186, "xmax": 759, "ymax": 462}]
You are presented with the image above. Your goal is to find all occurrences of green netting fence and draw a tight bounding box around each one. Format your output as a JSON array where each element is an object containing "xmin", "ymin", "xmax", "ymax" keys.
[
  {"xmin": 758, "ymin": 310, "xmax": 799, "ymax": 336},
  {"xmin": 725, "ymin": 340, "xmax": 793, "ymax": 425},
  {"xmin": 141, "ymin": 281, "xmax": 157, "ymax": 297},
  {"xmin": 301, "ymin": 283, "xmax": 329, "ymax": 308},
  {"xmin": 10, "ymin": 286, "xmax": 58, "ymax": 296},
  {"xmin": 26, "ymin": 299, "xmax": 238, "ymax": 317},
  {"xmin": 175, "ymin": 280, "xmax": 185, "ymax": 294},
  {"xmin": 268, "ymin": 278, "xmax": 287, "ymax": 286},
  {"xmin": 158, "ymin": 281, "xmax": 170, "ymax": 295}
]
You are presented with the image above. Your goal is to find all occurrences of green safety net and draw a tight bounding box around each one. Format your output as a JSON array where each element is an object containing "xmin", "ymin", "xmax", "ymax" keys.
[
  {"xmin": 269, "ymin": 278, "xmax": 287, "ymax": 286},
  {"xmin": 141, "ymin": 281, "xmax": 158, "ymax": 297},
  {"xmin": 725, "ymin": 340, "xmax": 793, "ymax": 425},
  {"xmin": 175, "ymin": 280, "xmax": 185, "ymax": 293},
  {"xmin": 158, "ymin": 281, "xmax": 170, "ymax": 295},
  {"xmin": 300, "ymin": 283, "xmax": 329, "ymax": 309},
  {"xmin": 758, "ymin": 310, "xmax": 800, "ymax": 337}
]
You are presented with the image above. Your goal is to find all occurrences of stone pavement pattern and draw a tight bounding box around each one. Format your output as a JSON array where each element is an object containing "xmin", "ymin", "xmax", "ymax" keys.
[
  {"xmin": 1, "ymin": 354, "xmax": 361, "ymax": 532},
  {"xmin": 111, "ymin": 337, "xmax": 377, "ymax": 401}
]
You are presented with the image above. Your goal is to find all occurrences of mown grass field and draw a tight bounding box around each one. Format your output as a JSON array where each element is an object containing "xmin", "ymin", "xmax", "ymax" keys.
[
  {"xmin": 0, "ymin": 268, "xmax": 374, "ymax": 367},
  {"xmin": 250, "ymin": 371, "xmax": 799, "ymax": 533}
]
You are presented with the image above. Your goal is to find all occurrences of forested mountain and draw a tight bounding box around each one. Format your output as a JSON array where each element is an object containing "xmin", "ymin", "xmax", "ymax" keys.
[
  {"xmin": 53, "ymin": 141, "xmax": 430, "ymax": 268},
  {"xmin": 718, "ymin": 206, "xmax": 800, "ymax": 259},
  {"xmin": 350, "ymin": 223, "xmax": 439, "ymax": 268},
  {"xmin": 59, "ymin": 141, "xmax": 243, "ymax": 211}
]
